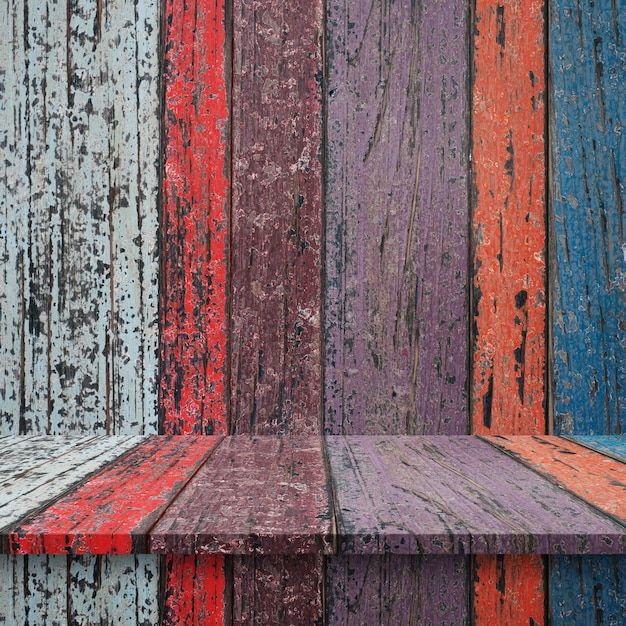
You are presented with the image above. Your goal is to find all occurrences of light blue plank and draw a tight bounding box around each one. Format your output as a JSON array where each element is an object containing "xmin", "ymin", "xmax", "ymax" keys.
[{"xmin": 567, "ymin": 435, "xmax": 626, "ymax": 463}]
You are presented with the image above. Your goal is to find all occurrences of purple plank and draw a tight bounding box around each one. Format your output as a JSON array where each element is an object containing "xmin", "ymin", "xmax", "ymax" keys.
[
  {"xmin": 326, "ymin": 555, "xmax": 468, "ymax": 626},
  {"xmin": 327, "ymin": 436, "xmax": 626, "ymax": 554},
  {"xmin": 324, "ymin": 0, "xmax": 469, "ymax": 435},
  {"xmin": 150, "ymin": 437, "xmax": 333, "ymax": 555}
]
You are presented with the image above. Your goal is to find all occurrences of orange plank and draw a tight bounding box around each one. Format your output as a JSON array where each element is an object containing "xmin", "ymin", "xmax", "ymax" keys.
[
  {"xmin": 472, "ymin": 0, "xmax": 547, "ymax": 435},
  {"xmin": 483, "ymin": 436, "xmax": 626, "ymax": 524}
]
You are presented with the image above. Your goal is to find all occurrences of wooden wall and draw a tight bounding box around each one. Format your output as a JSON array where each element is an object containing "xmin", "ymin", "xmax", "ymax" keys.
[{"xmin": 0, "ymin": 0, "xmax": 625, "ymax": 624}]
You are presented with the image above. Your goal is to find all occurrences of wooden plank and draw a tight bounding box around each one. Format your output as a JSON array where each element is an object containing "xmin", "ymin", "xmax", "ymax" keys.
[
  {"xmin": 471, "ymin": 0, "xmax": 547, "ymax": 435},
  {"xmin": 324, "ymin": 0, "xmax": 469, "ymax": 436},
  {"xmin": 230, "ymin": 0, "xmax": 323, "ymax": 436},
  {"xmin": 0, "ymin": 435, "xmax": 145, "ymax": 536},
  {"xmin": 550, "ymin": 0, "xmax": 626, "ymax": 435},
  {"xmin": 160, "ymin": 0, "xmax": 230, "ymax": 436},
  {"xmin": 483, "ymin": 436, "xmax": 626, "ymax": 526},
  {"xmin": 473, "ymin": 555, "xmax": 545, "ymax": 626},
  {"xmin": 0, "ymin": 0, "xmax": 161, "ymax": 435},
  {"xmin": 551, "ymin": 555, "xmax": 626, "ymax": 625},
  {"xmin": 9, "ymin": 436, "xmax": 221, "ymax": 554},
  {"xmin": 326, "ymin": 554, "xmax": 468, "ymax": 626},
  {"xmin": 568, "ymin": 435, "xmax": 626, "ymax": 463},
  {"xmin": 163, "ymin": 555, "xmax": 226, "ymax": 626},
  {"xmin": 150, "ymin": 436, "xmax": 333, "ymax": 555},
  {"xmin": 327, "ymin": 436, "xmax": 626, "ymax": 554}
]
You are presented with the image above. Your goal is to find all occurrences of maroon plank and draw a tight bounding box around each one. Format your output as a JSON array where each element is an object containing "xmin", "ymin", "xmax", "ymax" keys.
[
  {"xmin": 230, "ymin": 0, "xmax": 323, "ymax": 436},
  {"xmin": 9, "ymin": 436, "xmax": 221, "ymax": 554},
  {"xmin": 327, "ymin": 436, "xmax": 626, "ymax": 554},
  {"xmin": 150, "ymin": 436, "xmax": 333, "ymax": 555}
]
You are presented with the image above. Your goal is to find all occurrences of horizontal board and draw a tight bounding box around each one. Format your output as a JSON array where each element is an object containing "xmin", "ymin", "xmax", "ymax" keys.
[
  {"xmin": 9, "ymin": 436, "xmax": 221, "ymax": 554},
  {"xmin": 567, "ymin": 435, "xmax": 626, "ymax": 464},
  {"xmin": 483, "ymin": 436, "xmax": 626, "ymax": 527},
  {"xmin": 150, "ymin": 436, "xmax": 333, "ymax": 554},
  {"xmin": 326, "ymin": 436, "xmax": 626, "ymax": 554},
  {"xmin": 0, "ymin": 436, "xmax": 146, "ymax": 536}
]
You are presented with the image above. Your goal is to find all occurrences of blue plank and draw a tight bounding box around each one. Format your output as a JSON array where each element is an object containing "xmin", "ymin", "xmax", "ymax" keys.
[{"xmin": 567, "ymin": 436, "xmax": 626, "ymax": 464}]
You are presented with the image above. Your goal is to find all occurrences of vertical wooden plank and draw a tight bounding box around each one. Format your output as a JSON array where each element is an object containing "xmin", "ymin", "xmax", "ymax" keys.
[
  {"xmin": 160, "ymin": 0, "xmax": 230, "ymax": 622},
  {"xmin": 471, "ymin": 0, "xmax": 547, "ymax": 623},
  {"xmin": 161, "ymin": 0, "xmax": 230, "ymax": 436},
  {"xmin": 324, "ymin": 0, "xmax": 470, "ymax": 623},
  {"xmin": 551, "ymin": 556, "xmax": 626, "ymax": 625},
  {"xmin": 325, "ymin": 0, "xmax": 469, "ymax": 436},
  {"xmin": 230, "ymin": 0, "xmax": 324, "ymax": 436},
  {"xmin": 550, "ymin": 0, "xmax": 626, "ymax": 623},
  {"xmin": 551, "ymin": 0, "xmax": 626, "ymax": 435},
  {"xmin": 164, "ymin": 555, "xmax": 226, "ymax": 626},
  {"xmin": 326, "ymin": 555, "xmax": 467, "ymax": 626},
  {"xmin": 0, "ymin": 0, "xmax": 160, "ymax": 435}
]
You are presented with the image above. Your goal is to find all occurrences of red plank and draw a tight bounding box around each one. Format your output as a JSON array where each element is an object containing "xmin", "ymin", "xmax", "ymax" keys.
[
  {"xmin": 230, "ymin": 0, "xmax": 323, "ymax": 435},
  {"xmin": 160, "ymin": 0, "xmax": 230, "ymax": 436},
  {"xmin": 483, "ymin": 436, "xmax": 626, "ymax": 525},
  {"xmin": 164, "ymin": 555, "xmax": 226, "ymax": 626},
  {"xmin": 150, "ymin": 436, "xmax": 333, "ymax": 555},
  {"xmin": 9, "ymin": 436, "xmax": 221, "ymax": 554}
]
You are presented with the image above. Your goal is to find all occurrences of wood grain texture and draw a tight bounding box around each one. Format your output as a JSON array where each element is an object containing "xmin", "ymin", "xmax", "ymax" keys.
[
  {"xmin": 327, "ymin": 436, "xmax": 626, "ymax": 555},
  {"xmin": 551, "ymin": 555, "xmax": 626, "ymax": 625},
  {"xmin": 568, "ymin": 435, "xmax": 626, "ymax": 463},
  {"xmin": 326, "ymin": 554, "xmax": 468, "ymax": 626},
  {"xmin": 0, "ymin": 435, "xmax": 145, "ymax": 535},
  {"xmin": 550, "ymin": 0, "xmax": 626, "ymax": 435},
  {"xmin": 151, "ymin": 436, "xmax": 333, "ymax": 555},
  {"xmin": 0, "ymin": 554, "xmax": 160, "ymax": 625},
  {"xmin": 324, "ymin": 0, "xmax": 469, "ymax": 436},
  {"xmin": 230, "ymin": 0, "xmax": 323, "ymax": 436},
  {"xmin": 10, "ymin": 436, "xmax": 220, "ymax": 555},
  {"xmin": 161, "ymin": 0, "xmax": 230, "ymax": 436},
  {"xmin": 483, "ymin": 436, "xmax": 626, "ymax": 527},
  {"xmin": 163, "ymin": 555, "xmax": 226, "ymax": 626},
  {"xmin": 233, "ymin": 554, "xmax": 323, "ymax": 626},
  {"xmin": 473, "ymin": 554, "xmax": 545, "ymax": 626},
  {"xmin": 471, "ymin": 0, "xmax": 546, "ymax": 436},
  {"xmin": 0, "ymin": 0, "xmax": 161, "ymax": 436}
]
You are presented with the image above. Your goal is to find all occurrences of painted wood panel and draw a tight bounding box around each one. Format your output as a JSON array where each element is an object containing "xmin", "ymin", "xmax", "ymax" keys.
[
  {"xmin": 325, "ymin": 554, "xmax": 467, "ymax": 626},
  {"xmin": 151, "ymin": 436, "xmax": 332, "ymax": 555},
  {"xmin": 160, "ymin": 0, "xmax": 230, "ymax": 436},
  {"xmin": 327, "ymin": 436, "xmax": 626, "ymax": 555},
  {"xmin": 550, "ymin": 0, "xmax": 626, "ymax": 435},
  {"xmin": 10, "ymin": 436, "xmax": 221, "ymax": 555},
  {"xmin": 568, "ymin": 435, "xmax": 626, "ymax": 463},
  {"xmin": 230, "ymin": 0, "xmax": 323, "ymax": 436},
  {"xmin": 0, "ymin": 0, "xmax": 161, "ymax": 436},
  {"xmin": 0, "ymin": 435, "xmax": 145, "ymax": 536},
  {"xmin": 323, "ymin": 0, "xmax": 470, "ymax": 621},
  {"xmin": 325, "ymin": 0, "xmax": 469, "ymax": 436}
]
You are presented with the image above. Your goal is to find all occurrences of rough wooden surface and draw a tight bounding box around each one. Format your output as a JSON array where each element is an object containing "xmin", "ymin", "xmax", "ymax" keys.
[
  {"xmin": 9, "ymin": 436, "xmax": 220, "ymax": 555},
  {"xmin": 326, "ymin": 554, "xmax": 468, "ymax": 626},
  {"xmin": 327, "ymin": 436, "xmax": 626, "ymax": 554},
  {"xmin": 160, "ymin": 0, "xmax": 230, "ymax": 436},
  {"xmin": 568, "ymin": 435, "xmax": 626, "ymax": 463},
  {"xmin": 483, "ymin": 436, "xmax": 626, "ymax": 527},
  {"xmin": 0, "ymin": 0, "xmax": 161, "ymax": 436},
  {"xmin": 471, "ymin": 0, "xmax": 546, "ymax": 436},
  {"xmin": 550, "ymin": 0, "xmax": 626, "ymax": 435},
  {"xmin": 0, "ymin": 435, "xmax": 145, "ymax": 536},
  {"xmin": 324, "ymin": 0, "xmax": 469, "ymax": 436},
  {"xmin": 0, "ymin": 554, "xmax": 161, "ymax": 625},
  {"xmin": 229, "ymin": 0, "xmax": 323, "ymax": 436},
  {"xmin": 151, "ymin": 436, "xmax": 333, "ymax": 555}
]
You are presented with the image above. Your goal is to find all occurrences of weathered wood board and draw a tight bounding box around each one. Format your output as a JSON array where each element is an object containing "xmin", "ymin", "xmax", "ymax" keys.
[
  {"xmin": 0, "ymin": 435, "xmax": 145, "ymax": 535},
  {"xmin": 483, "ymin": 436, "xmax": 626, "ymax": 527},
  {"xmin": 160, "ymin": 0, "xmax": 230, "ymax": 437},
  {"xmin": 0, "ymin": 0, "xmax": 161, "ymax": 436},
  {"xmin": 229, "ymin": 0, "xmax": 323, "ymax": 436},
  {"xmin": 151, "ymin": 436, "xmax": 333, "ymax": 555},
  {"xmin": 327, "ymin": 436, "xmax": 626, "ymax": 555},
  {"xmin": 9, "ymin": 436, "xmax": 221, "ymax": 555},
  {"xmin": 568, "ymin": 435, "xmax": 626, "ymax": 463},
  {"xmin": 550, "ymin": 0, "xmax": 626, "ymax": 435}
]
